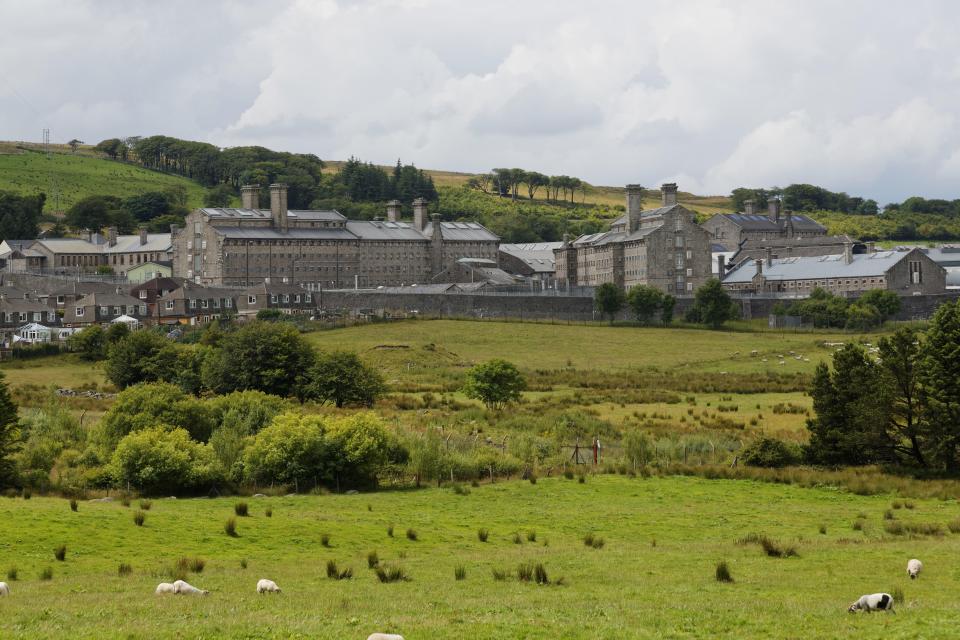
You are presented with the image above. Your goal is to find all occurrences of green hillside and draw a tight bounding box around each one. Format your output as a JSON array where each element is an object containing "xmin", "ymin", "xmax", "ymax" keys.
[{"xmin": 0, "ymin": 144, "xmax": 207, "ymax": 214}]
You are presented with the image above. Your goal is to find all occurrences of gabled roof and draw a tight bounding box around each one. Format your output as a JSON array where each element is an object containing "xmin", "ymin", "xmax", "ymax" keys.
[
  {"xmin": 201, "ymin": 208, "xmax": 345, "ymax": 222},
  {"xmin": 75, "ymin": 292, "xmax": 144, "ymax": 307},
  {"xmin": 346, "ymin": 220, "xmax": 428, "ymax": 241},
  {"xmin": 499, "ymin": 242, "xmax": 563, "ymax": 273},
  {"xmin": 427, "ymin": 221, "xmax": 499, "ymax": 242},
  {"xmin": 130, "ymin": 277, "xmax": 186, "ymax": 293},
  {"xmin": 212, "ymin": 227, "xmax": 357, "ymax": 241},
  {"xmin": 722, "ymin": 249, "xmax": 923, "ymax": 283},
  {"xmin": 243, "ymin": 282, "xmax": 311, "ymax": 295},
  {"xmin": 103, "ymin": 234, "xmax": 172, "ymax": 253},
  {"xmin": 714, "ymin": 213, "xmax": 826, "ymax": 232}
]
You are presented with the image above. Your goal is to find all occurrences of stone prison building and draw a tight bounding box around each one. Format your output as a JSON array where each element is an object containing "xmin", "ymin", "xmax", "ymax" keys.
[
  {"xmin": 172, "ymin": 184, "xmax": 499, "ymax": 289},
  {"xmin": 554, "ymin": 183, "xmax": 713, "ymax": 294}
]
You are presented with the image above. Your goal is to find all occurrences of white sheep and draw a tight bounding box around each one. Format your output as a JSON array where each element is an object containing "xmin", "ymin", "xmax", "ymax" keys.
[
  {"xmin": 155, "ymin": 582, "xmax": 176, "ymax": 595},
  {"xmin": 257, "ymin": 578, "xmax": 281, "ymax": 593},
  {"xmin": 907, "ymin": 558, "xmax": 923, "ymax": 579},
  {"xmin": 0, "ymin": 581, "xmax": 9, "ymax": 596},
  {"xmin": 172, "ymin": 579, "xmax": 209, "ymax": 595},
  {"xmin": 367, "ymin": 634, "xmax": 405, "ymax": 640},
  {"xmin": 848, "ymin": 592, "xmax": 895, "ymax": 613}
]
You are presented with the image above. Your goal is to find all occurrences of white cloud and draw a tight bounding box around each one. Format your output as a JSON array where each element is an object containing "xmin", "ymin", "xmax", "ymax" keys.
[{"xmin": 2, "ymin": 0, "xmax": 960, "ymax": 202}]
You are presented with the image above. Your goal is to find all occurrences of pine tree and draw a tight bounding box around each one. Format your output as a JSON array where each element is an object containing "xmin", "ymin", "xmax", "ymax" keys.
[
  {"xmin": 0, "ymin": 372, "xmax": 21, "ymax": 488},
  {"xmin": 918, "ymin": 300, "xmax": 960, "ymax": 472}
]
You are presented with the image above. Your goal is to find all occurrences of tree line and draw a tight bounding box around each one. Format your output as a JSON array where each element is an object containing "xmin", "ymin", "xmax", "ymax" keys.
[
  {"xmin": 467, "ymin": 168, "xmax": 588, "ymax": 204},
  {"xmin": 0, "ymin": 192, "xmax": 43, "ymax": 240}
]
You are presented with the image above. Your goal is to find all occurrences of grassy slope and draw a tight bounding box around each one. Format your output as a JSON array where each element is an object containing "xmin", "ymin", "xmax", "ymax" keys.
[
  {"xmin": 0, "ymin": 145, "xmax": 207, "ymax": 214},
  {"xmin": 0, "ymin": 476, "xmax": 958, "ymax": 639}
]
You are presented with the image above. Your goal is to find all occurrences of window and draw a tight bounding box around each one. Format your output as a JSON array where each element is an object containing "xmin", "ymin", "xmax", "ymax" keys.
[
  {"xmin": 675, "ymin": 236, "xmax": 684, "ymax": 247},
  {"xmin": 201, "ymin": 299, "xmax": 209, "ymax": 309},
  {"xmin": 213, "ymin": 299, "xmax": 220, "ymax": 309},
  {"xmin": 100, "ymin": 306, "xmax": 109, "ymax": 316},
  {"xmin": 113, "ymin": 306, "xmax": 121, "ymax": 315},
  {"xmin": 76, "ymin": 307, "xmax": 84, "ymax": 317},
  {"xmin": 56, "ymin": 295, "xmax": 64, "ymax": 304},
  {"xmin": 271, "ymin": 295, "xmax": 278, "ymax": 304},
  {"xmin": 686, "ymin": 268, "xmax": 693, "ymax": 277},
  {"xmin": 248, "ymin": 296, "xmax": 257, "ymax": 304},
  {"xmin": 139, "ymin": 306, "xmax": 146, "ymax": 315},
  {"xmin": 139, "ymin": 290, "xmax": 147, "ymax": 299},
  {"xmin": 165, "ymin": 300, "xmax": 174, "ymax": 310},
  {"xmin": 294, "ymin": 295, "xmax": 301, "ymax": 303},
  {"xmin": 282, "ymin": 294, "xmax": 289, "ymax": 303},
  {"xmin": 909, "ymin": 260, "xmax": 922, "ymax": 284},
  {"xmin": 687, "ymin": 282, "xmax": 693, "ymax": 292},
  {"xmin": 189, "ymin": 299, "xmax": 197, "ymax": 309},
  {"xmin": 225, "ymin": 298, "xmax": 233, "ymax": 308}
]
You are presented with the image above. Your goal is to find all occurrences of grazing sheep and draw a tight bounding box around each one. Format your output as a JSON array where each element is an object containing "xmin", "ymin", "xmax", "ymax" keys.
[
  {"xmin": 848, "ymin": 593, "xmax": 895, "ymax": 613},
  {"xmin": 257, "ymin": 578, "xmax": 281, "ymax": 593},
  {"xmin": 253, "ymin": 493, "xmax": 267, "ymax": 498},
  {"xmin": 172, "ymin": 579, "xmax": 209, "ymax": 595},
  {"xmin": 907, "ymin": 558, "xmax": 923, "ymax": 579},
  {"xmin": 155, "ymin": 582, "xmax": 176, "ymax": 595},
  {"xmin": 367, "ymin": 634, "xmax": 404, "ymax": 640},
  {"xmin": 0, "ymin": 581, "xmax": 9, "ymax": 596}
]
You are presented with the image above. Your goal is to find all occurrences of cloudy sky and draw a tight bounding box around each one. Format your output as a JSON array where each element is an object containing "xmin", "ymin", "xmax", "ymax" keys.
[{"xmin": 2, "ymin": 0, "xmax": 960, "ymax": 202}]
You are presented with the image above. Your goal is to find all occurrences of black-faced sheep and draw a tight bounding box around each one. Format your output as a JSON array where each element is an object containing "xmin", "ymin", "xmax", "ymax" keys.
[{"xmin": 848, "ymin": 593, "xmax": 895, "ymax": 613}]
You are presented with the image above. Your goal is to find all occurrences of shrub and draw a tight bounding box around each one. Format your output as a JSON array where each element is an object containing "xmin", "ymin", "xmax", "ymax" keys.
[
  {"xmin": 6, "ymin": 567, "xmax": 16, "ymax": 581},
  {"xmin": 406, "ymin": 528, "xmax": 417, "ymax": 541},
  {"xmin": 517, "ymin": 563, "xmax": 533, "ymax": 582},
  {"xmin": 528, "ymin": 474, "xmax": 537, "ymax": 485},
  {"xmin": 121, "ymin": 496, "xmax": 130, "ymax": 507},
  {"xmin": 326, "ymin": 560, "xmax": 353, "ymax": 580},
  {"xmin": 578, "ymin": 474, "xmax": 586, "ymax": 484},
  {"xmin": 740, "ymin": 437, "xmax": 802, "ymax": 468},
  {"xmin": 527, "ymin": 530, "xmax": 537, "ymax": 542},
  {"xmin": 321, "ymin": 534, "xmax": 331, "ymax": 547},
  {"xmin": 452, "ymin": 483, "xmax": 470, "ymax": 496},
  {"xmin": 111, "ymin": 427, "xmax": 221, "ymax": 495},
  {"xmin": 367, "ymin": 551, "xmax": 379, "ymax": 569},
  {"xmin": 304, "ymin": 350, "xmax": 386, "ymax": 408},
  {"xmin": 139, "ymin": 500, "xmax": 152, "ymax": 511},
  {"xmin": 715, "ymin": 561, "xmax": 733, "ymax": 583},
  {"xmin": 892, "ymin": 500, "xmax": 903, "ymax": 509},
  {"xmin": 22, "ymin": 490, "xmax": 31, "ymax": 500},
  {"xmin": 462, "ymin": 359, "xmax": 526, "ymax": 410},
  {"xmin": 134, "ymin": 511, "xmax": 146, "ymax": 527},
  {"xmin": 234, "ymin": 502, "xmax": 249, "ymax": 517},
  {"xmin": 225, "ymin": 517, "xmax": 238, "ymax": 537},
  {"xmin": 852, "ymin": 519, "xmax": 865, "ymax": 531},
  {"xmin": 54, "ymin": 545, "xmax": 66, "ymax": 561},
  {"xmin": 454, "ymin": 565, "xmax": 466, "ymax": 581},
  {"xmin": 39, "ymin": 567, "xmax": 53, "ymax": 580},
  {"xmin": 118, "ymin": 563, "xmax": 133, "ymax": 577},
  {"xmin": 477, "ymin": 528, "xmax": 489, "ymax": 542},
  {"xmin": 563, "ymin": 469, "xmax": 574, "ymax": 480},
  {"xmin": 69, "ymin": 499, "xmax": 78, "ymax": 512},
  {"xmin": 265, "ymin": 508, "xmax": 272, "ymax": 518},
  {"xmin": 374, "ymin": 565, "xmax": 408, "ymax": 583},
  {"xmin": 492, "ymin": 568, "xmax": 510, "ymax": 581}
]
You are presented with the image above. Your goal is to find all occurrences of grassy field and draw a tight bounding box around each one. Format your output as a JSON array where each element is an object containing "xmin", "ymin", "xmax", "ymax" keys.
[
  {"xmin": 1, "ymin": 475, "xmax": 958, "ymax": 639},
  {"xmin": 0, "ymin": 145, "xmax": 207, "ymax": 213}
]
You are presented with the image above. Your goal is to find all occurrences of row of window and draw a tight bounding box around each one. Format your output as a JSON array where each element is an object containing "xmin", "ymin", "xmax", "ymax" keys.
[
  {"xmin": 2, "ymin": 311, "xmax": 56, "ymax": 323},
  {"xmin": 73, "ymin": 305, "xmax": 147, "ymax": 317}
]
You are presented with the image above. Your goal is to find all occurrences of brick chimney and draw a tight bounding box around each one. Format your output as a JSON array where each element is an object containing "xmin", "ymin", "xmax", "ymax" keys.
[
  {"xmin": 844, "ymin": 241, "xmax": 853, "ymax": 264},
  {"xmin": 768, "ymin": 198, "xmax": 781, "ymax": 223},
  {"xmin": 241, "ymin": 184, "xmax": 260, "ymax": 210},
  {"xmin": 107, "ymin": 226, "xmax": 117, "ymax": 247},
  {"xmin": 744, "ymin": 199, "xmax": 756, "ymax": 215},
  {"xmin": 270, "ymin": 183, "xmax": 289, "ymax": 233},
  {"xmin": 625, "ymin": 184, "xmax": 643, "ymax": 233},
  {"xmin": 386, "ymin": 199, "xmax": 401, "ymax": 223},
  {"xmin": 413, "ymin": 197, "xmax": 428, "ymax": 231},
  {"xmin": 661, "ymin": 183, "xmax": 678, "ymax": 206},
  {"xmin": 139, "ymin": 225, "xmax": 148, "ymax": 246}
]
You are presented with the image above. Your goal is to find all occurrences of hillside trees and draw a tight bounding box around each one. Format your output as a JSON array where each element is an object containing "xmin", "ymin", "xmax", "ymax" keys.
[
  {"xmin": 104, "ymin": 331, "xmax": 180, "ymax": 389},
  {"xmin": 594, "ymin": 283, "xmax": 625, "ymax": 324},
  {"xmin": 688, "ymin": 279, "xmax": 736, "ymax": 329},
  {"xmin": 242, "ymin": 413, "xmax": 330, "ymax": 490},
  {"xmin": 917, "ymin": 300, "xmax": 960, "ymax": 471},
  {"xmin": 0, "ymin": 373, "xmax": 20, "ymax": 488},
  {"xmin": 304, "ymin": 351, "xmax": 385, "ymax": 408},
  {"xmin": 0, "ymin": 191, "xmax": 43, "ymax": 239},
  {"xmin": 111, "ymin": 427, "xmax": 219, "ymax": 495},
  {"xmin": 462, "ymin": 359, "xmax": 526, "ymax": 410},
  {"xmin": 626, "ymin": 285, "xmax": 667, "ymax": 325}
]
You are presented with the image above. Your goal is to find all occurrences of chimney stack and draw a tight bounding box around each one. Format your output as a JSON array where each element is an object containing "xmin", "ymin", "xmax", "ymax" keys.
[
  {"xmin": 744, "ymin": 200, "xmax": 756, "ymax": 215},
  {"xmin": 843, "ymin": 242, "xmax": 853, "ymax": 264},
  {"xmin": 270, "ymin": 183, "xmax": 289, "ymax": 233},
  {"xmin": 765, "ymin": 247, "xmax": 773, "ymax": 267},
  {"xmin": 386, "ymin": 199, "xmax": 401, "ymax": 223},
  {"xmin": 768, "ymin": 198, "xmax": 781, "ymax": 223},
  {"xmin": 108, "ymin": 226, "xmax": 117, "ymax": 247},
  {"xmin": 661, "ymin": 183, "xmax": 678, "ymax": 206},
  {"xmin": 625, "ymin": 184, "xmax": 644, "ymax": 232},
  {"xmin": 241, "ymin": 184, "xmax": 260, "ymax": 210},
  {"xmin": 139, "ymin": 225, "xmax": 148, "ymax": 246},
  {"xmin": 866, "ymin": 241, "xmax": 876, "ymax": 253},
  {"xmin": 413, "ymin": 198, "xmax": 428, "ymax": 231},
  {"xmin": 170, "ymin": 223, "xmax": 180, "ymax": 236},
  {"xmin": 755, "ymin": 258, "xmax": 763, "ymax": 276},
  {"xmin": 562, "ymin": 233, "xmax": 570, "ymax": 247},
  {"xmin": 785, "ymin": 209, "xmax": 795, "ymax": 236},
  {"xmin": 717, "ymin": 254, "xmax": 726, "ymax": 281}
]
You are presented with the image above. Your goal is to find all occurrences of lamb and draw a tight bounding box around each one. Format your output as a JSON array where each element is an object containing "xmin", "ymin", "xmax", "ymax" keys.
[
  {"xmin": 907, "ymin": 558, "xmax": 923, "ymax": 579},
  {"xmin": 155, "ymin": 582, "xmax": 176, "ymax": 595},
  {"xmin": 366, "ymin": 634, "xmax": 405, "ymax": 640},
  {"xmin": 0, "ymin": 581, "xmax": 9, "ymax": 596},
  {"xmin": 256, "ymin": 578, "xmax": 281, "ymax": 593},
  {"xmin": 848, "ymin": 593, "xmax": 895, "ymax": 613},
  {"xmin": 172, "ymin": 579, "xmax": 209, "ymax": 595}
]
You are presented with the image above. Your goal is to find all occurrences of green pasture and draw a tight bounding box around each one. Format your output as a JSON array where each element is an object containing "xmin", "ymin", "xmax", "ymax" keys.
[
  {"xmin": 0, "ymin": 148, "xmax": 207, "ymax": 213},
  {"xmin": 1, "ymin": 476, "xmax": 958, "ymax": 639}
]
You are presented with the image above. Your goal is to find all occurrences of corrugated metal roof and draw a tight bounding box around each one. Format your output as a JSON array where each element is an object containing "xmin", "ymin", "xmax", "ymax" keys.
[{"xmin": 722, "ymin": 250, "xmax": 914, "ymax": 283}]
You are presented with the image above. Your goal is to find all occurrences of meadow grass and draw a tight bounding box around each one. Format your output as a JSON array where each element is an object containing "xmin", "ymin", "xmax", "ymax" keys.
[{"xmin": 1, "ymin": 475, "xmax": 959, "ymax": 638}]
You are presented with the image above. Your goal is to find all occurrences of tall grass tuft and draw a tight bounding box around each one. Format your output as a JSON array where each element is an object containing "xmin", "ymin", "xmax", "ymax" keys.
[
  {"xmin": 715, "ymin": 561, "xmax": 734, "ymax": 583},
  {"xmin": 517, "ymin": 563, "xmax": 533, "ymax": 582},
  {"xmin": 234, "ymin": 502, "xmax": 249, "ymax": 517},
  {"xmin": 134, "ymin": 511, "xmax": 146, "ymax": 526},
  {"xmin": 492, "ymin": 568, "xmax": 510, "ymax": 581},
  {"xmin": 738, "ymin": 533, "xmax": 797, "ymax": 557},
  {"xmin": 224, "ymin": 517, "xmax": 238, "ymax": 537},
  {"xmin": 321, "ymin": 534, "xmax": 331, "ymax": 547},
  {"xmin": 326, "ymin": 560, "xmax": 353, "ymax": 580},
  {"xmin": 118, "ymin": 563, "xmax": 133, "ymax": 577},
  {"xmin": 54, "ymin": 545, "xmax": 66, "ymax": 561},
  {"xmin": 374, "ymin": 565, "xmax": 409, "ymax": 583},
  {"xmin": 139, "ymin": 500, "xmax": 152, "ymax": 511},
  {"xmin": 892, "ymin": 586, "xmax": 905, "ymax": 605},
  {"xmin": 512, "ymin": 532, "xmax": 522, "ymax": 544},
  {"xmin": 406, "ymin": 528, "xmax": 417, "ymax": 541},
  {"xmin": 527, "ymin": 530, "xmax": 537, "ymax": 542},
  {"xmin": 175, "ymin": 557, "xmax": 206, "ymax": 574},
  {"xmin": 454, "ymin": 565, "xmax": 466, "ymax": 581},
  {"xmin": 120, "ymin": 496, "xmax": 129, "ymax": 507},
  {"xmin": 452, "ymin": 484, "xmax": 470, "ymax": 496},
  {"xmin": 240, "ymin": 559, "xmax": 248, "ymax": 569},
  {"xmin": 387, "ymin": 524, "xmax": 394, "ymax": 538},
  {"xmin": 22, "ymin": 490, "xmax": 31, "ymax": 500},
  {"xmin": 477, "ymin": 528, "xmax": 489, "ymax": 542},
  {"xmin": 884, "ymin": 510, "xmax": 895, "ymax": 520},
  {"xmin": 367, "ymin": 550, "xmax": 379, "ymax": 569},
  {"xmin": 819, "ymin": 524, "xmax": 827, "ymax": 535},
  {"xmin": 947, "ymin": 518, "xmax": 960, "ymax": 534},
  {"xmin": 533, "ymin": 563, "xmax": 549, "ymax": 585},
  {"xmin": 39, "ymin": 567, "xmax": 52, "ymax": 581},
  {"xmin": 69, "ymin": 499, "xmax": 77, "ymax": 512},
  {"xmin": 583, "ymin": 533, "xmax": 605, "ymax": 549},
  {"xmin": 852, "ymin": 519, "xmax": 865, "ymax": 531},
  {"xmin": 6, "ymin": 567, "xmax": 17, "ymax": 581},
  {"xmin": 265, "ymin": 507, "xmax": 272, "ymax": 518}
]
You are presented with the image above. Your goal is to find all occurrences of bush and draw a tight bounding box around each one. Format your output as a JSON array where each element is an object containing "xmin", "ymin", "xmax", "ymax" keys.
[
  {"xmin": 374, "ymin": 565, "xmax": 408, "ymax": 583},
  {"xmin": 326, "ymin": 560, "xmax": 353, "ymax": 580},
  {"xmin": 477, "ymin": 528, "xmax": 489, "ymax": 542},
  {"xmin": 462, "ymin": 359, "xmax": 526, "ymax": 410},
  {"xmin": 133, "ymin": 511, "xmax": 146, "ymax": 526},
  {"xmin": 111, "ymin": 427, "xmax": 221, "ymax": 495},
  {"xmin": 6, "ymin": 567, "xmax": 16, "ymax": 581},
  {"xmin": 99, "ymin": 382, "xmax": 215, "ymax": 446},
  {"xmin": 512, "ymin": 532, "xmax": 522, "ymax": 544},
  {"xmin": 406, "ymin": 528, "xmax": 417, "ymax": 541},
  {"xmin": 105, "ymin": 331, "xmax": 180, "ymax": 390},
  {"xmin": 265, "ymin": 508, "xmax": 272, "ymax": 518},
  {"xmin": 583, "ymin": 533, "xmax": 604, "ymax": 549},
  {"xmin": 715, "ymin": 561, "xmax": 733, "ymax": 583},
  {"xmin": 225, "ymin": 517, "xmax": 238, "ymax": 537},
  {"xmin": 948, "ymin": 518, "xmax": 960, "ymax": 534},
  {"xmin": 235, "ymin": 502, "xmax": 249, "ymax": 517},
  {"xmin": 454, "ymin": 565, "xmax": 466, "ymax": 581},
  {"xmin": 526, "ymin": 530, "xmax": 537, "ymax": 542},
  {"xmin": 118, "ymin": 563, "xmax": 133, "ymax": 577},
  {"xmin": 321, "ymin": 534, "xmax": 331, "ymax": 547},
  {"xmin": 69, "ymin": 499, "xmax": 77, "ymax": 512},
  {"xmin": 54, "ymin": 545, "xmax": 66, "ymax": 561},
  {"xmin": 242, "ymin": 413, "xmax": 328, "ymax": 491},
  {"xmin": 304, "ymin": 351, "xmax": 386, "ymax": 408},
  {"xmin": 139, "ymin": 500, "xmax": 152, "ymax": 511},
  {"xmin": 39, "ymin": 567, "xmax": 53, "ymax": 581},
  {"xmin": 741, "ymin": 437, "xmax": 802, "ymax": 468},
  {"xmin": 367, "ymin": 551, "xmax": 379, "ymax": 569}
]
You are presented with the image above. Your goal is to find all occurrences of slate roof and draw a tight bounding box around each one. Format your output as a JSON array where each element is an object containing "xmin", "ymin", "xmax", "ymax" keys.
[
  {"xmin": 212, "ymin": 227, "xmax": 357, "ymax": 241},
  {"xmin": 428, "ymin": 221, "xmax": 499, "ymax": 242},
  {"xmin": 716, "ymin": 213, "xmax": 826, "ymax": 232},
  {"xmin": 722, "ymin": 250, "xmax": 918, "ymax": 283},
  {"xmin": 499, "ymin": 242, "xmax": 562, "ymax": 273},
  {"xmin": 74, "ymin": 292, "xmax": 145, "ymax": 307},
  {"xmin": 346, "ymin": 220, "xmax": 428, "ymax": 241},
  {"xmin": 201, "ymin": 208, "xmax": 346, "ymax": 222},
  {"xmin": 920, "ymin": 246, "xmax": 960, "ymax": 267}
]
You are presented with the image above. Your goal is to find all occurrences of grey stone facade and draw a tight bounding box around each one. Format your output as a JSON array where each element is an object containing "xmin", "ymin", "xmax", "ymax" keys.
[
  {"xmin": 554, "ymin": 183, "xmax": 713, "ymax": 294},
  {"xmin": 173, "ymin": 186, "xmax": 499, "ymax": 289}
]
